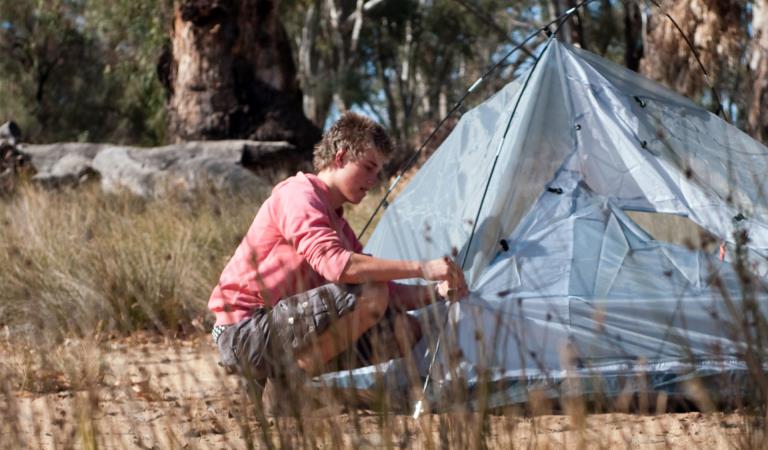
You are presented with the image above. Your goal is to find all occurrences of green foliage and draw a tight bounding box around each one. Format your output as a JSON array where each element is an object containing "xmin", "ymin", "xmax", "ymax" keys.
[
  {"xmin": 0, "ymin": 0, "xmax": 766, "ymax": 145},
  {"xmin": 0, "ymin": 0, "xmax": 170, "ymax": 144}
]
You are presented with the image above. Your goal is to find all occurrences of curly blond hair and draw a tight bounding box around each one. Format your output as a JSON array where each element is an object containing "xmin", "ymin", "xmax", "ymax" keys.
[{"xmin": 313, "ymin": 112, "xmax": 395, "ymax": 172}]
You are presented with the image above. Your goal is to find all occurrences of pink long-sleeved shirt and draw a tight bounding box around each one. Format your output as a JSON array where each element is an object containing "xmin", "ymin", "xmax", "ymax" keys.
[{"xmin": 208, "ymin": 172, "xmax": 363, "ymax": 325}]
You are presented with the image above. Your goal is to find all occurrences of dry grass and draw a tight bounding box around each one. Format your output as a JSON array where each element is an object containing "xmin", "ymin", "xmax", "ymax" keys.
[
  {"xmin": 0, "ymin": 335, "xmax": 761, "ymax": 449},
  {"xmin": 0, "ymin": 182, "xmax": 261, "ymax": 341},
  {"xmin": 1, "ymin": 179, "xmax": 768, "ymax": 448}
]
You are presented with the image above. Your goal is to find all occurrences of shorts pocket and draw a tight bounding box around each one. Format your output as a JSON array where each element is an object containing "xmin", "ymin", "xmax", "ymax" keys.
[
  {"xmin": 273, "ymin": 298, "xmax": 316, "ymax": 349},
  {"xmin": 272, "ymin": 284, "xmax": 359, "ymax": 350}
]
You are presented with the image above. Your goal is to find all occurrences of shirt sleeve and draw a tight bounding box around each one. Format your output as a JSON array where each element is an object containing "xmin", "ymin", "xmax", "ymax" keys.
[{"xmin": 272, "ymin": 183, "xmax": 354, "ymax": 282}]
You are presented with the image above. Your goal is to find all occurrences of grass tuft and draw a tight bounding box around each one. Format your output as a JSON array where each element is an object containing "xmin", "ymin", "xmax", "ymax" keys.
[{"xmin": 0, "ymin": 182, "xmax": 262, "ymax": 341}]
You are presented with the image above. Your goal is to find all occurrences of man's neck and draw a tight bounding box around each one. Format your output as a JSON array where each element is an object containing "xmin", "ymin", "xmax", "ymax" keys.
[{"xmin": 316, "ymin": 170, "xmax": 345, "ymax": 210}]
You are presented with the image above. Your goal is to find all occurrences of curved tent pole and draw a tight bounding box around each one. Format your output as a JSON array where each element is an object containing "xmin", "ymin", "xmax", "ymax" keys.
[
  {"xmin": 357, "ymin": 0, "xmax": 599, "ymax": 240},
  {"xmin": 459, "ymin": 39, "xmax": 556, "ymax": 270},
  {"xmin": 407, "ymin": 1, "xmax": 737, "ymax": 418},
  {"xmin": 411, "ymin": 2, "xmax": 598, "ymax": 419}
]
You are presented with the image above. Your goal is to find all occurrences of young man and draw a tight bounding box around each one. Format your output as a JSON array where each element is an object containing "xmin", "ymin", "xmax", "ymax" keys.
[{"xmin": 209, "ymin": 112, "xmax": 468, "ymax": 395}]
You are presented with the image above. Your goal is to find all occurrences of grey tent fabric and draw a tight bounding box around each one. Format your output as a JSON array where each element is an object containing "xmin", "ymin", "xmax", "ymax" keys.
[{"xmin": 319, "ymin": 39, "xmax": 768, "ymax": 409}]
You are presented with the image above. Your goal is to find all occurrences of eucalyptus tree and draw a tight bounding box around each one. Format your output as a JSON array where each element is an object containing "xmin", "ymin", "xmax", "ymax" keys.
[
  {"xmin": 747, "ymin": 0, "xmax": 767, "ymax": 142},
  {"xmin": 159, "ymin": 0, "xmax": 321, "ymax": 155},
  {"xmin": 0, "ymin": 0, "xmax": 107, "ymax": 142}
]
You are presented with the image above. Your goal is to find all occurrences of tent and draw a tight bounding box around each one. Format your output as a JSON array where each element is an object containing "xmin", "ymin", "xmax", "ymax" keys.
[{"xmin": 319, "ymin": 38, "xmax": 768, "ymax": 411}]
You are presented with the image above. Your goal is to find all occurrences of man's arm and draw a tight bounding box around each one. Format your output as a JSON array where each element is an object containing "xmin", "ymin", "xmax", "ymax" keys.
[{"xmin": 338, "ymin": 253, "xmax": 462, "ymax": 284}]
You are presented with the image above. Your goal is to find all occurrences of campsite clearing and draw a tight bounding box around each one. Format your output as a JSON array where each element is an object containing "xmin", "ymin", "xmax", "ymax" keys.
[{"xmin": 2, "ymin": 336, "xmax": 759, "ymax": 449}]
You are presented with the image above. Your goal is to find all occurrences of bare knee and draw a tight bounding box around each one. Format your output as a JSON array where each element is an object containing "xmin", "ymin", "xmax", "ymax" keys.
[{"xmin": 358, "ymin": 282, "xmax": 389, "ymax": 322}]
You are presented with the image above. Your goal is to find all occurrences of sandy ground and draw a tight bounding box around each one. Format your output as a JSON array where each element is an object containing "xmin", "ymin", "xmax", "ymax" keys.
[{"xmin": 2, "ymin": 337, "xmax": 760, "ymax": 449}]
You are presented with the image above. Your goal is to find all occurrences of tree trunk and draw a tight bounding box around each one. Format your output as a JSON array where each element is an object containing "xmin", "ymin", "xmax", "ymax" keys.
[
  {"xmin": 160, "ymin": 0, "xmax": 321, "ymax": 157},
  {"xmin": 749, "ymin": 0, "xmax": 768, "ymax": 142},
  {"xmin": 298, "ymin": 0, "xmax": 332, "ymax": 128},
  {"xmin": 639, "ymin": 1, "xmax": 745, "ymax": 100},
  {"xmin": 623, "ymin": 0, "xmax": 643, "ymax": 72},
  {"xmin": 550, "ymin": 0, "xmax": 585, "ymax": 47}
]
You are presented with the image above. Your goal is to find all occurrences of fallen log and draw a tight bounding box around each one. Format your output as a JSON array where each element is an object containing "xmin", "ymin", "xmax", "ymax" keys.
[{"xmin": 18, "ymin": 140, "xmax": 302, "ymax": 197}]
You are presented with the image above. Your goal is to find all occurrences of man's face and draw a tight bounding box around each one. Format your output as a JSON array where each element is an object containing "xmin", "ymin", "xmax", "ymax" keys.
[{"xmin": 336, "ymin": 148, "xmax": 385, "ymax": 204}]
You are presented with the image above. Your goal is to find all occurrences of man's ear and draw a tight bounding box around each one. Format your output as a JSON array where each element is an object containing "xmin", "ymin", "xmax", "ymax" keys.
[{"xmin": 334, "ymin": 147, "xmax": 348, "ymax": 168}]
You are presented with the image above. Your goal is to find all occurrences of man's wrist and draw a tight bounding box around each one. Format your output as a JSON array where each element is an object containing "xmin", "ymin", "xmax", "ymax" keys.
[{"xmin": 415, "ymin": 261, "xmax": 425, "ymax": 279}]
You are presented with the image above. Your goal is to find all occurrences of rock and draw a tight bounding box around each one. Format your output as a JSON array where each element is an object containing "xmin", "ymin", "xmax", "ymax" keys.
[{"xmin": 17, "ymin": 140, "xmax": 294, "ymax": 197}]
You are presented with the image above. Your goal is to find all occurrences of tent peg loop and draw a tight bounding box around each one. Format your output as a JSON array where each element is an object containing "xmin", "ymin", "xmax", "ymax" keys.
[
  {"xmin": 734, "ymin": 213, "xmax": 746, "ymax": 222},
  {"xmin": 547, "ymin": 187, "xmax": 564, "ymax": 194},
  {"xmin": 634, "ymin": 95, "xmax": 647, "ymax": 108},
  {"xmin": 574, "ymin": 124, "xmax": 581, "ymax": 131},
  {"xmin": 500, "ymin": 239, "xmax": 509, "ymax": 251}
]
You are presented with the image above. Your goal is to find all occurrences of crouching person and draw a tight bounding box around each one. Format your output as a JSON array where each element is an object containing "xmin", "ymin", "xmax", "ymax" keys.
[{"xmin": 208, "ymin": 112, "xmax": 468, "ymax": 415}]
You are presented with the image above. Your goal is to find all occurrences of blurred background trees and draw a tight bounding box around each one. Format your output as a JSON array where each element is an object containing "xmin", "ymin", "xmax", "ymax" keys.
[
  {"xmin": 0, "ymin": 0, "xmax": 171, "ymax": 145},
  {"xmin": 1, "ymin": 0, "xmax": 767, "ymax": 154}
]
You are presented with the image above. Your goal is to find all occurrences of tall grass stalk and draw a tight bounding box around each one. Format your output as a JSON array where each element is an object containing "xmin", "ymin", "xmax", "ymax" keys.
[{"xmin": 0, "ymin": 182, "xmax": 261, "ymax": 341}]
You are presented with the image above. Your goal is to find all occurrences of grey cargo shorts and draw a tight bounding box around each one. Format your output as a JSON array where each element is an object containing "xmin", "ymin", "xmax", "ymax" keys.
[{"xmin": 215, "ymin": 283, "xmax": 396, "ymax": 380}]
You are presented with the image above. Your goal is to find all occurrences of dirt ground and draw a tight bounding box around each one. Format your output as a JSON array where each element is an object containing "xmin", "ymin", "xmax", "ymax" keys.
[{"xmin": 3, "ymin": 336, "xmax": 760, "ymax": 449}]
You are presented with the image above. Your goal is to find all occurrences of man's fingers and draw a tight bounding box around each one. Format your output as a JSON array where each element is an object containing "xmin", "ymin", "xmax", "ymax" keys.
[{"xmin": 422, "ymin": 256, "xmax": 466, "ymax": 282}]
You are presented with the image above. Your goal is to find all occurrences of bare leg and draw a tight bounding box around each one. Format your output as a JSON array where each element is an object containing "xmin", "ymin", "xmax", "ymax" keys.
[
  {"xmin": 294, "ymin": 282, "xmax": 389, "ymax": 375},
  {"xmin": 393, "ymin": 314, "xmax": 422, "ymax": 357},
  {"xmin": 362, "ymin": 313, "xmax": 422, "ymax": 364}
]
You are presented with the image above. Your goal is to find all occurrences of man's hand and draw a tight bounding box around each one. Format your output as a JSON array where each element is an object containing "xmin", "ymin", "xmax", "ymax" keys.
[
  {"xmin": 420, "ymin": 256, "xmax": 468, "ymax": 301},
  {"xmin": 420, "ymin": 257, "xmax": 463, "ymax": 281}
]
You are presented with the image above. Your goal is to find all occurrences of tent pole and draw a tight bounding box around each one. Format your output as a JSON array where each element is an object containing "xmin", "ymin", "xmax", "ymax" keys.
[
  {"xmin": 357, "ymin": 0, "xmax": 599, "ymax": 241},
  {"xmin": 412, "ymin": 2, "xmax": 598, "ymax": 419}
]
